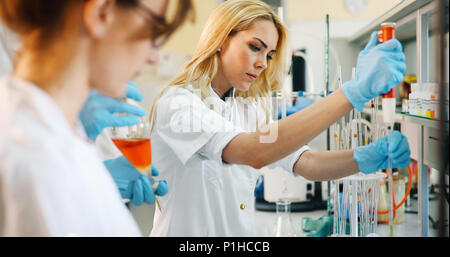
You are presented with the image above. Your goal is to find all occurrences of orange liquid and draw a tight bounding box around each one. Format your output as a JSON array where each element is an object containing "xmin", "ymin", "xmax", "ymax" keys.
[{"xmin": 113, "ymin": 138, "xmax": 151, "ymax": 175}]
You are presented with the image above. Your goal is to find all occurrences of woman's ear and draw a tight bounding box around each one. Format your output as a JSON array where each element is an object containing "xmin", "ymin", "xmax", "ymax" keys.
[
  {"xmin": 219, "ymin": 36, "xmax": 232, "ymax": 54},
  {"xmin": 83, "ymin": 0, "xmax": 115, "ymax": 39}
]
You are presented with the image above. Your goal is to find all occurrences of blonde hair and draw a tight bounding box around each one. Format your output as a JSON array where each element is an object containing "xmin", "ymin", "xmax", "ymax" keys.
[{"xmin": 150, "ymin": 0, "xmax": 288, "ymax": 130}]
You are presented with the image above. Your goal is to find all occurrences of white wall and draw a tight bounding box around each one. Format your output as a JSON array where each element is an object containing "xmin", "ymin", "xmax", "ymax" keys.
[
  {"xmin": 288, "ymin": 20, "xmax": 370, "ymax": 94},
  {"xmin": 286, "ymin": 0, "xmax": 403, "ymax": 21}
]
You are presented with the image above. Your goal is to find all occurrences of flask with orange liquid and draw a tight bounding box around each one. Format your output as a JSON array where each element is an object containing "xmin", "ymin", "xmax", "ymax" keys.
[
  {"xmin": 112, "ymin": 138, "xmax": 151, "ymax": 175},
  {"xmin": 109, "ymin": 116, "xmax": 161, "ymax": 211}
]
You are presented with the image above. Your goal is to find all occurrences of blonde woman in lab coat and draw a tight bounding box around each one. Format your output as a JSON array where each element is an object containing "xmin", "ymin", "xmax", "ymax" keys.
[
  {"xmin": 149, "ymin": 0, "xmax": 410, "ymax": 237},
  {"xmin": 0, "ymin": 0, "xmax": 192, "ymax": 236}
]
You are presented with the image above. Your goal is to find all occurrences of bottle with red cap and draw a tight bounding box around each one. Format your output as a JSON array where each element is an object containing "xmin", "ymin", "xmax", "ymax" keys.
[{"xmin": 379, "ymin": 22, "xmax": 398, "ymax": 125}]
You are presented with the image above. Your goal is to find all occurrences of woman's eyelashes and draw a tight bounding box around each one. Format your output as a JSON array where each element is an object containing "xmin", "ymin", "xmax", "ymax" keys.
[
  {"xmin": 250, "ymin": 44, "xmax": 261, "ymax": 52},
  {"xmin": 249, "ymin": 44, "xmax": 273, "ymax": 60}
]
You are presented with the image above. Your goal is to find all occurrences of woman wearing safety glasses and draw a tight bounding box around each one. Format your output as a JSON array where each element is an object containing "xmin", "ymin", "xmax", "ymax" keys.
[{"xmin": 0, "ymin": 0, "xmax": 192, "ymax": 236}]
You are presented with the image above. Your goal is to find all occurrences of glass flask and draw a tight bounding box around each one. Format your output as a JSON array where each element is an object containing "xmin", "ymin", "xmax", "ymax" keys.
[
  {"xmin": 108, "ymin": 115, "xmax": 162, "ymax": 211},
  {"xmin": 275, "ymin": 199, "xmax": 296, "ymax": 237},
  {"xmin": 109, "ymin": 117, "xmax": 152, "ymax": 175}
]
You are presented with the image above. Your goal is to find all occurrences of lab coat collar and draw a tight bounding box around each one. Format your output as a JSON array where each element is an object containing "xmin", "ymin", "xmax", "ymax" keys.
[
  {"xmin": 208, "ymin": 84, "xmax": 240, "ymax": 125},
  {"xmin": 209, "ymin": 84, "xmax": 233, "ymax": 103}
]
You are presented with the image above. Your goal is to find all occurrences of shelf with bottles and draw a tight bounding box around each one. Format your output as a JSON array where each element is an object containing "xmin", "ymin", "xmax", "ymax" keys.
[
  {"xmin": 397, "ymin": 111, "xmax": 448, "ymax": 130},
  {"xmin": 362, "ymin": 105, "xmax": 448, "ymax": 130},
  {"xmin": 408, "ymin": 82, "xmax": 447, "ymax": 117}
]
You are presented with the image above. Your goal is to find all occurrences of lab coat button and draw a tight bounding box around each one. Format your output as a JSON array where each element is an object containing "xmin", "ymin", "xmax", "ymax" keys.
[{"xmin": 240, "ymin": 203, "xmax": 246, "ymax": 210}]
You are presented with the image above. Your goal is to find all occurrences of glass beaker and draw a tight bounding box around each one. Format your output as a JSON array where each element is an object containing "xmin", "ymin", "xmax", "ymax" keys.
[
  {"xmin": 393, "ymin": 175, "xmax": 407, "ymax": 224},
  {"xmin": 377, "ymin": 174, "xmax": 407, "ymax": 224},
  {"xmin": 275, "ymin": 199, "xmax": 296, "ymax": 237}
]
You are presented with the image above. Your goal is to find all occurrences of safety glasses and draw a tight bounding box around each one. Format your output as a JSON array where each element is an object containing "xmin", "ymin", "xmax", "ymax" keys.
[{"xmin": 136, "ymin": 3, "xmax": 172, "ymax": 48}]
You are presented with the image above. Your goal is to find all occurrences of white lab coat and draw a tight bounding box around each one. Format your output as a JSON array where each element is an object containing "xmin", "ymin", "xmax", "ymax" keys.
[
  {"xmin": 149, "ymin": 84, "xmax": 310, "ymax": 237},
  {"xmin": 0, "ymin": 76, "xmax": 141, "ymax": 236},
  {"xmin": 0, "ymin": 23, "xmax": 17, "ymax": 77}
]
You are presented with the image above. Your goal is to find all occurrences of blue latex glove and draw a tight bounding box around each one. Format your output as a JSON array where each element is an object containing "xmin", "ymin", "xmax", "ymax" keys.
[
  {"xmin": 354, "ymin": 131, "xmax": 411, "ymax": 174},
  {"xmin": 80, "ymin": 81, "xmax": 146, "ymax": 141},
  {"xmin": 104, "ymin": 156, "xmax": 169, "ymax": 206},
  {"xmin": 342, "ymin": 31, "xmax": 406, "ymax": 111},
  {"xmin": 278, "ymin": 97, "xmax": 314, "ymax": 119}
]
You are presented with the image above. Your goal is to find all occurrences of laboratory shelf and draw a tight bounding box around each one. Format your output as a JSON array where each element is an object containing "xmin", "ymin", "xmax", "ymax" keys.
[
  {"xmin": 398, "ymin": 112, "xmax": 449, "ymax": 129},
  {"xmin": 351, "ymin": 0, "xmax": 449, "ymax": 237},
  {"xmin": 362, "ymin": 108, "xmax": 448, "ymax": 130},
  {"xmin": 349, "ymin": 0, "xmax": 436, "ymax": 45}
]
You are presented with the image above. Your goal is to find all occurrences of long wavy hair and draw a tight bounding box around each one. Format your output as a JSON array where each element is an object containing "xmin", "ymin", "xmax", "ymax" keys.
[{"xmin": 150, "ymin": 0, "xmax": 288, "ymax": 130}]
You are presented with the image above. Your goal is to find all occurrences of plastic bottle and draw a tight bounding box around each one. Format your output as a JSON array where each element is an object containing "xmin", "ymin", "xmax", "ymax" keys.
[
  {"xmin": 409, "ymin": 83, "xmax": 418, "ymax": 116},
  {"xmin": 423, "ymin": 84, "xmax": 432, "ymax": 118},
  {"xmin": 429, "ymin": 83, "xmax": 440, "ymax": 119},
  {"xmin": 417, "ymin": 84, "xmax": 424, "ymax": 117}
]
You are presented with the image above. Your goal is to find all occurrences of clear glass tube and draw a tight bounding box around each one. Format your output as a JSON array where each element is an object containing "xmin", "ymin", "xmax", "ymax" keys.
[
  {"xmin": 333, "ymin": 174, "xmax": 385, "ymax": 237},
  {"xmin": 387, "ymin": 128, "xmax": 394, "ymax": 236}
]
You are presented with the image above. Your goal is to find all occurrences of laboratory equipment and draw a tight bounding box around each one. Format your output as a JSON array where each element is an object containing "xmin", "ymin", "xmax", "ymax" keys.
[
  {"xmin": 347, "ymin": 0, "xmax": 449, "ymax": 237},
  {"xmin": 109, "ymin": 117, "xmax": 162, "ymax": 211},
  {"xmin": 112, "ymin": 138, "xmax": 151, "ymax": 175},
  {"xmin": 378, "ymin": 174, "xmax": 409, "ymax": 224},
  {"xmin": 302, "ymin": 216, "xmax": 334, "ymax": 237},
  {"xmin": 79, "ymin": 82, "xmax": 146, "ymax": 141},
  {"xmin": 332, "ymin": 173, "xmax": 386, "ymax": 237},
  {"xmin": 379, "ymin": 22, "xmax": 398, "ymax": 237},
  {"xmin": 329, "ymin": 73, "xmax": 410, "ymax": 236},
  {"xmin": 402, "ymin": 99, "xmax": 409, "ymax": 113},
  {"xmin": 275, "ymin": 199, "xmax": 296, "ymax": 237},
  {"xmin": 325, "ymin": 16, "xmax": 332, "ymax": 219},
  {"xmin": 409, "ymin": 82, "xmax": 446, "ymax": 119},
  {"xmin": 259, "ymin": 92, "xmax": 326, "ymax": 213},
  {"xmin": 261, "ymin": 168, "xmax": 325, "ymax": 212},
  {"xmin": 379, "ymin": 22, "xmax": 398, "ymax": 127},
  {"xmin": 276, "ymin": 91, "xmax": 316, "ymax": 119},
  {"xmin": 110, "ymin": 119, "xmax": 152, "ymax": 175},
  {"xmin": 296, "ymin": 90, "xmax": 333, "ymax": 98}
]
